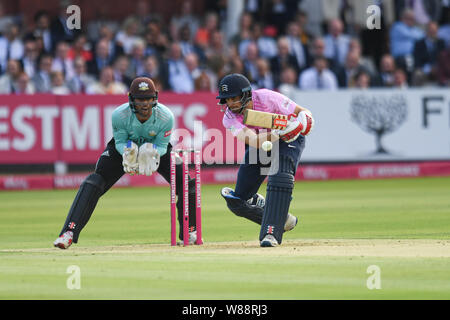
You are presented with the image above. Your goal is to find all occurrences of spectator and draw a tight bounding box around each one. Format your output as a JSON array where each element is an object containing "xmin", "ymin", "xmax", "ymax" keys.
[
  {"xmin": 164, "ymin": 42, "xmax": 194, "ymax": 93},
  {"xmin": 52, "ymin": 41, "xmax": 75, "ymax": 80},
  {"xmin": 413, "ymin": 21, "xmax": 446, "ymax": 79},
  {"xmin": 270, "ymin": 37, "xmax": 300, "ymax": 86},
  {"xmin": 50, "ymin": 0, "xmax": 80, "ymax": 49},
  {"xmin": 254, "ymin": 58, "xmax": 274, "ymax": 90},
  {"xmin": 390, "ymin": 9, "xmax": 424, "ymax": 59},
  {"xmin": 67, "ymin": 57, "xmax": 95, "ymax": 93},
  {"xmin": 32, "ymin": 54, "xmax": 53, "ymax": 93},
  {"xmin": 115, "ymin": 17, "xmax": 141, "ymax": 55},
  {"xmin": 194, "ymin": 71, "xmax": 213, "ymax": 92},
  {"xmin": 335, "ymin": 51, "xmax": 369, "ymax": 88},
  {"xmin": 230, "ymin": 11, "xmax": 253, "ymax": 48},
  {"xmin": 87, "ymin": 38, "xmax": 112, "ymax": 78},
  {"xmin": 130, "ymin": 0, "xmax": 159, "ymax": 34},
  {"xmin": 242, "ymin": 41, "xmax": 259, "ymax": 83},
  {"xmin": 285, "ymin": 21, "xmax": 310, "ymax": 71},
  {"xmin": 0, "ymin": 2, "xmax": 15, "ymax": 35},
  {"xmin": 394, "ymin": 0, "xmax": 442, "ymax": 26},
  {"xmin": 293, "ymin": 10, "xmax": 313, "ymax": 45},
  {"xmin": 0, "ymin": 59, "xmax": 21, "ymax": 93},
  {"xmin": 20, "ymin": 36, "xmax": 39, "ymax": 78},
  {"xmin": 140, "ymin": 55, "xmax": 161, "ymax": 80},
  {"xmin": 13, "ymin": 72, "xmax": 35, "ymax": 94},
  {"xmin": 96, "ymin": 25, "xmax": 124, "ymax": 62},
  {"xmin": 373, "ymin": 54, "xmax": 396, "ymax": 87},
  {"xmin": 298, "ymin": 56, "xmax": 338, "ymax": 90},
  {"xmin": 113, "ymin": 55, "xmax": 132, "ymax": 87},
  {"xmin": 50, "ymin": 71, "xmax": 70, "ymax": 95},
  {"xmin": 436, "ymin": 48, "xmax": 450, "ymax": 86},
  {"xmin": 309, "ymin": 37, "xmax": 327, "ymax": 61},
  {"xmin": 178, "ymin": 23, "xmax": 205, "ymax": 62},
  {"xmin": 0, "ymin": 23, "xmax": 24, "ymax": 74},
  {"xmin": 437, "ymin": 10, "xmax": 450, "ymax": 48},
  {"xmin": 278, "ymin": 66, "xmax": 299, "ymax": 94},
  {"xmin": 32, "ymin": 10, "xmax": 52, "ymax": 53},
  {"xmin": 126, "ymin": 38, "xmax": 146, "ymax": 79},
  {"xmin": 86, "ymin": 7, "xmax": 119, "ymax": 43},
  {"xmin": 86, "ymin": 66, "xmax": 127, "ymax": 94},
  {"xmin": 352, "ymin": 70, "xmax": 371, "ymax": 89},
  {"xmin": 67, "ymin": 34, "xmax": 93, "ymax": 62},
  {"xmin": 184, "ymin": 53, "xmax": 202, "ymax": 81},
  {"xmin": 323, "ymin": 18, "xmax": 351, "ymax": 68},
  {"xmin": 143, "ymin": 20, "xmax": 169, "ymax": 58},
  {"xmin": 227, "ymin": 54, "xmax": 245, "ymax": 75},
  {"xmin": 393, "ymin": 68, "xmax": 408, "ymax": 88},
  {"xmin": 262, "ymin": 0, "xmax": 297, "ymax": 34},
  {"xmin": 254, "ymin": 25, "xmax": 278, "ymax": 60},
  {"xmin": 194, "ymin": 12, "xmax": 218, "ymax": 49},
  {"xmin": 347, "ymin": 38, "xmax": 376, "ymax": 76},
  {"xmin": 170, "ymin": 0, "xmax": 200, "ymax": 38}
]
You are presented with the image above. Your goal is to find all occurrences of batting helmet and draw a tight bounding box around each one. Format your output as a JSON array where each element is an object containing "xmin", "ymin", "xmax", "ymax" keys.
[
  {"xmin": 216, "ymin": 73, "xmax": 252, "ymax": 114},
  {"xmin": 128, "ymin": 77, "xmax": 158, "ymax": 113}
]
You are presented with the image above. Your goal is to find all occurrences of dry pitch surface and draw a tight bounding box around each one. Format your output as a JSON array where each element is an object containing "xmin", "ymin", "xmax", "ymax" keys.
[{"xmin": 3, "ymin": 239, "xmax": 449, "ymax": 258}]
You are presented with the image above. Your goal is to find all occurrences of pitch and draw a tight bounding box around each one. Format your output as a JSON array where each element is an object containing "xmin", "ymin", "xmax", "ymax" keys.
[{"xmin": 1, "ymin": 176, "xmax": 449, "ymax": 299}]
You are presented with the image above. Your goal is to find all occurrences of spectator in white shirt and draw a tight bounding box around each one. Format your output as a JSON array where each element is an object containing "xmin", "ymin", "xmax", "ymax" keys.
[
  {"xmin": 115, "ymin": 17, "xmax": 141, "ymax": 55},
  {"xmin": 165, "ymin": 42, "xmax": 193, "ymax": 93},
  {"xmin": 86, "ymin": 66, "xmax": 127, "ymax": 94},
  {"xmin": 0, "ymin": 23, "xmax": 24, "ymax": 74},
  {"xmin": 50, "ymin": 71, "xmax": 71, "ymax": 95},
  {"xmin": 299, "ymin": 56, "xmax": 338, "ymax": 90}
]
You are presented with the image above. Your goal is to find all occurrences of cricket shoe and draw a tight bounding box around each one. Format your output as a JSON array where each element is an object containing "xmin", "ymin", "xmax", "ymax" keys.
[
  {"xmin": 53, "ymin": 231, "xmax": 73, "ymax": 249},
  {"xmin": 178, "ymin": 231, "xmax": 203, "ymax": 245},
  {"xmin": 260, "ymin": 234, "xmax": 279, "ymax": 247},
  {"xmin": 247, "ymin": 193, "xmax": 265, "ymax": 208},
  {"xmin": 284, "ymin": 213, "xmax": 298, "ymax": 232},
  {"xmin": 221, "ymin": 187, "xmax": 266, "ymax": 208}
]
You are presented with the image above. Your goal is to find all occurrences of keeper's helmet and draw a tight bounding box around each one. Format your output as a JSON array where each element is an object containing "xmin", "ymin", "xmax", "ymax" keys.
[
  {"xmin": 216, "ymin": 73, "xmax": 252, "ymax": 114},
  {"xmin": 128, "ymin": 77, "xmax": 158, "ymax": 113}
]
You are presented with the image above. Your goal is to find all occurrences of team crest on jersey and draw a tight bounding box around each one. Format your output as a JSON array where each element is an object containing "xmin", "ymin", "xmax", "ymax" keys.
[
  {"xmin": 164, "ymin": 129, "xmax": 172, "ymax": 137},
  {"xmin": 138, "ymin": 82, "xmax": 149, "ymax": 91},
  {"xmin": 149, "ymin": 130, "xmax": 157, "ymax": 136}
]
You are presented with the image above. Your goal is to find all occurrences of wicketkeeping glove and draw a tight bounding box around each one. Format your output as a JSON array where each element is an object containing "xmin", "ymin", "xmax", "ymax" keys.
[
  {"xmin": 122, "ymin": 140, "xmax": 139, "ymax": 174},
  {"xmin": 138, "ymin": 143, "xmax": 160, "ymax": 176}
]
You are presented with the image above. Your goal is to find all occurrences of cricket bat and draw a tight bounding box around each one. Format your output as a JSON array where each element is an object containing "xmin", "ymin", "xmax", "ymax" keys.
[{"xmin": 243, "ymin": 109, "xmax": 288, "ymax": 129}]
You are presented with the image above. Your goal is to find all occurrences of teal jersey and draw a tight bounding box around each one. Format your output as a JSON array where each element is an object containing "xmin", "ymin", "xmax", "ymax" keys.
[{"xmin": 111, "ymin": 102, "xmax": 174, "ymax": 157}]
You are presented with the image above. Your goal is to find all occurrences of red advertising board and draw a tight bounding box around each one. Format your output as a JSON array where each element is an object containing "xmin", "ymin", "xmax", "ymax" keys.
[{"xmin": 0, "ymin": 93, "xmax": 245, "ymax": 164}]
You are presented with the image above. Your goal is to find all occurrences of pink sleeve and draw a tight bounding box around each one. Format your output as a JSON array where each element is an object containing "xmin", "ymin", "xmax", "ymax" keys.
[
  {"xmin": 222, "ymin": 115, "xmax": 246, "ymax": 137},
  {"xmin": 274, "ymin": 93, "xmax": 297, "ymax": 115},
  {"xmin": 257, "ymin": 89, "xmax": 297, "ymax": 115}
]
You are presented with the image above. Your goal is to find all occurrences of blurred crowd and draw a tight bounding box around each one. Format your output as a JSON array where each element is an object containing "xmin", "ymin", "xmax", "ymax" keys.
[{"xmin": 0, "ymin": 0, "xmax": 449, "ymax": 95}]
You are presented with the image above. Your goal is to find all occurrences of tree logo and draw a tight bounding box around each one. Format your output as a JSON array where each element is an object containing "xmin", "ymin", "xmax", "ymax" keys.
[{"xmin": 350, "ymin": 94, "xmax": 408, "ymax": 154}]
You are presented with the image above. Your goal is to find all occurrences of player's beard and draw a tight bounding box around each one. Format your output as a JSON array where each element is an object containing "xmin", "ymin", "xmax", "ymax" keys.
[{"xmin": 136, "ymin": 105, "xmax": 152, "ymax": 121}]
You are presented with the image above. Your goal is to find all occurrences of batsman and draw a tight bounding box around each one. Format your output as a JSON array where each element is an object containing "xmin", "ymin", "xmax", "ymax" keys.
[
  {"xmin": 53, "ymin": 77, "xmax": 199, "ymax": 249},
  {"xmin": 216, "ymin": 73, "xmax": 314, "ymax": 247}
]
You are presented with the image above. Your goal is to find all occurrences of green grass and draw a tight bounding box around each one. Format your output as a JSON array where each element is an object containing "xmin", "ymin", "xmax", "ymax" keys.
[{"xmin": 0, "ymin": 176, "xmax": 449, "ymax": 299}]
